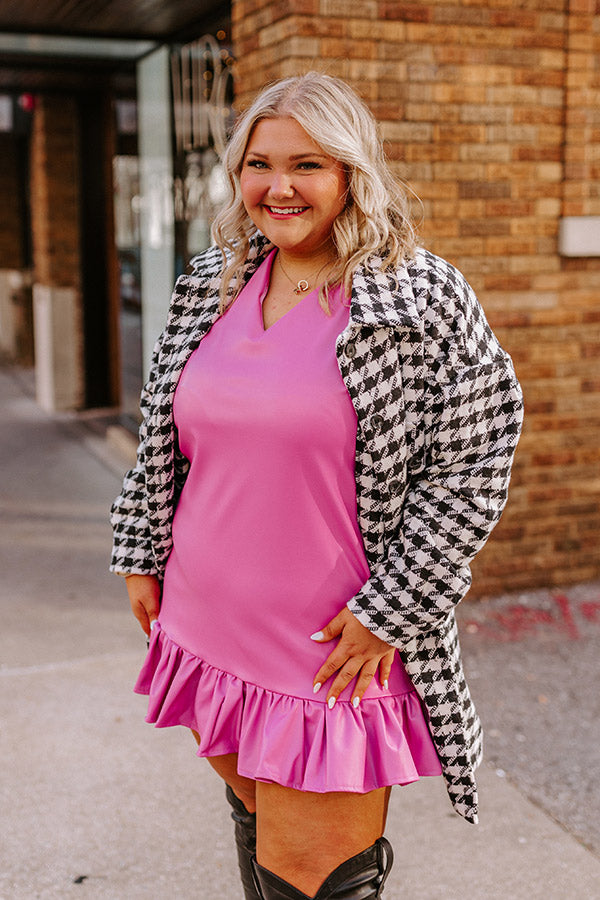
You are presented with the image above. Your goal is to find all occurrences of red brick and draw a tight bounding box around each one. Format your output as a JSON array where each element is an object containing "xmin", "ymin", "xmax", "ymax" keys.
[{"xmin": 380, "ymin": 3, "xmax": 431, "ymax": 23}]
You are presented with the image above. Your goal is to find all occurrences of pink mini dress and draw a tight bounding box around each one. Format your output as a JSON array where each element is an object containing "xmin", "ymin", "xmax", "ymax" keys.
[{"xmin": 135, "ymin": 250, "xmax": 442, "ymax": 792}]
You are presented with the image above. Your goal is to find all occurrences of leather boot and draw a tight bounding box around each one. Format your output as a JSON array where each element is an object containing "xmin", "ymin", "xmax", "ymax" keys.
[
  {"xmin": 251, "ymin": 836, "xmax": 393, "ymax": 899},
  {"xmin": 225, "ymin": 784, "xmax": 260, "ymax": 900}
]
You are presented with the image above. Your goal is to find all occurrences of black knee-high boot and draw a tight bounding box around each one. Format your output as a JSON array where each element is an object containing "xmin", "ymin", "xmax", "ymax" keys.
[
  {"xmin": 251, "ymin": 836, "xmax": 393, "ymax": 899},
  {"xmin": 225, "ymin": 785, "xmax": 261, "ymax": 900}
]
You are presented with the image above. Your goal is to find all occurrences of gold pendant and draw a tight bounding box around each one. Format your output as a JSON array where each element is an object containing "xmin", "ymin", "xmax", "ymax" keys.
[{"xmin": 295, "ymin": 280, "xmax": 310, "ymax": 294}]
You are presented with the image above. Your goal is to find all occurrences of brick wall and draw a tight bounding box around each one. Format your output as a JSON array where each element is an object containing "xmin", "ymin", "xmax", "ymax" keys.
[
  {"xmin": 30, "ymin": 95, "xmax": 82, "ymax": 290},
  {"xmin": 29, "ymin": 95, "xmax": 85, "ymax": 411},
  {"xmin": 231, "ymin": 0, "xmax": 600, "ymax": 596},
  {"xmin": 564, "ymin": 0, "xmax": 600, "ymax": 218}
]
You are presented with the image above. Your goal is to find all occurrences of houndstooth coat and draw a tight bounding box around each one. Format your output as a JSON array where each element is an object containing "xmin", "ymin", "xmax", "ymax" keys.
[{"xmin": 111, "ymin": 235, "xmax": 523, "ymax": 823}]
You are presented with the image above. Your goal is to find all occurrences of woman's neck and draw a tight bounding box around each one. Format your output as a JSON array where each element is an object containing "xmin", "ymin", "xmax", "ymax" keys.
[{"xmin": 276, "ymin": 246, "xmax": 337, "ymax": 281}]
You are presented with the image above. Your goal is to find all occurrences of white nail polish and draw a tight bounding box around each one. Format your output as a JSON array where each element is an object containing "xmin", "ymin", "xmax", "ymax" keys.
[
  {"xmin": 313, "ymin": 682, "xmax": 322, "ymax": 694},
  {"xmin": 328, "ymin": 696, "xmax": 336, "ymax": 709},
  {"xmin": 352, "ymin": 696, "xmax": 360, "ymax": 709},
  {"xmin": 383, "ymin": 679, "xmax": 389, "ymax": 690},
  {"xmin": 310, "ymin": 631, "xmax": 324, "ymax": 641}
]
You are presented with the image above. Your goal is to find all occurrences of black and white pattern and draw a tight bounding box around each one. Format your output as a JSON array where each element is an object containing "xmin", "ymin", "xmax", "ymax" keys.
[{"xmin": 110, "ymin": 235, "xmax": 523, "ymax": 823}]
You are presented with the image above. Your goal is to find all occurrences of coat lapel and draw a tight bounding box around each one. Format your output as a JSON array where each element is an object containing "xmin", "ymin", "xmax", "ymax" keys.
[{"xmin": 347, "ymin": 257, "xmax": 422, "ymax": 331}]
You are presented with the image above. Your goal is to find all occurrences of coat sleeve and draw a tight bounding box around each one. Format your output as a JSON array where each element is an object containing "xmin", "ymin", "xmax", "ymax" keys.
[
  {"xmin": 109, "ymin": 244, "xmax": 226, "ymax": 576},
  {"xmin": 347, "ymin": 274, "xmax": 524, "ymax": 646},
  {"xmin": 109, "ymin": 332, "xmax": 165, "ymax": 576}
]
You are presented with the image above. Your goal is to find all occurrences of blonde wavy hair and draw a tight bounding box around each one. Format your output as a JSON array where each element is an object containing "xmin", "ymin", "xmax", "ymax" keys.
[{"xmin": 211, "ymin": 72, "xmax": 418, "ymax": 311}]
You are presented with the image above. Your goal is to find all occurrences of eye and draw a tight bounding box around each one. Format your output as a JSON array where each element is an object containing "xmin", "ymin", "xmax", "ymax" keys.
[
  {"xmin": 297, "ymin": 161, "xmax": 322, "ymax": 170},
  {"xmin": 245, "ymin": 159, "xmax": 268, "ymax": 169}
]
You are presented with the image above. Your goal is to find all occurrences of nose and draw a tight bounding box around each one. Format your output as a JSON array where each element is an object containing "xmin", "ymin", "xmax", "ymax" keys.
[{"xmin": 268, "ymin": 172, "xmax": 294, "ymax": 200}]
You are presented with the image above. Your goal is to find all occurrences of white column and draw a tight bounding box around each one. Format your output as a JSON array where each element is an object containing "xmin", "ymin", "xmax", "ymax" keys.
[
  {"xmin": 137, "ymin": 46, "xmax": 175, "ymax": 377},
  {"xmin": 33, "ymin": 284, "xmax": 84, "ymax": 411}
]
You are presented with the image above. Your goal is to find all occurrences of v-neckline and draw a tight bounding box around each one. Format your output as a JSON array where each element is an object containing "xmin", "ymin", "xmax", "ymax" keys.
[{"xmin": 259, "ymin": 251, "xmax": 318, "ymax": 333}]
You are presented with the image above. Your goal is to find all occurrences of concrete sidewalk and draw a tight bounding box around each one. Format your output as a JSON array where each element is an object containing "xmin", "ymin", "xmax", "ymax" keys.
[{"xmin": 1, "ymin": 365, "xmax": 599, "ymax": 900}]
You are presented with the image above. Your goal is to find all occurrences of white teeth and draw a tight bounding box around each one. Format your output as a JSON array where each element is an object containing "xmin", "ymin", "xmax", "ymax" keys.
[{"xmin": 268, "ymin": 206, "xmax": 306, "ymax": 214}]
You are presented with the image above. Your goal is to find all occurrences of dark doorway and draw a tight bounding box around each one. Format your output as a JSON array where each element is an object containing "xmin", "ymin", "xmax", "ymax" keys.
[{"xmin": 78, "ymin": 90, "xmax": 120, "ymax": 408}]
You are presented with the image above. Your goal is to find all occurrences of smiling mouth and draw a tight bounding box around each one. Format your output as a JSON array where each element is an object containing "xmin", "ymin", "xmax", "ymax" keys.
[{"xmin": 265, "ymin": 205, "xmax": 309, "ymax": 215}]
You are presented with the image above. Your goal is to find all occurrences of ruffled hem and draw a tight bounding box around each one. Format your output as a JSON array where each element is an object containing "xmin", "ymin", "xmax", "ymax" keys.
[{"xmin": 134, "ymin": 623, "xmax": 442, "ymax": 793}]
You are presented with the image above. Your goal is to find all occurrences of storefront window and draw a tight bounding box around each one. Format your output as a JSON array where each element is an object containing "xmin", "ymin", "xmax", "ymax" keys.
[
  {"xmin": 134, "ymin": 33, "xmax": 233, "ymax": 385},
  {"xmin": 171, "ymin": 34, "xmax": 234, "ymax": 270},
  {"xmin": 113, "ymin": 152, "xmax": 142, "ymax": 425}
]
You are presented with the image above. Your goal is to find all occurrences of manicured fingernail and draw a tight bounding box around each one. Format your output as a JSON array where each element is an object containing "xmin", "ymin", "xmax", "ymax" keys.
[
  {"xmin": 383, "ymin": 679, "xmax": 389, "ymax": 690},
  {"xmin": 313, "ymin": 682, "xmax": 322, "ymax": 694},
  {"xmin": 310, "ymin": 631, "xmax": 324, "ymax": 641},
  {"xmin": 328, "ymin": 696, "xmax": 336, "ymax": 709},
  {"xmin": 352, "ymin": 696, "xmax": 360, "ymax": 709}
]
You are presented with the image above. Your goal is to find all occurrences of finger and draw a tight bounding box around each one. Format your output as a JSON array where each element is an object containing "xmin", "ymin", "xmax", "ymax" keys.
[
  {"xmin": 131, "ymin": 601, "xmax": 151, "ymax": 635},
  {"xmin": 144, "ymin": 610, "xmax": 160, "ymax": 636},
  {"xmin": 349, "ymin": 660, "xmax": 380, "ymax": 707},
  {"xmin": 125, "ymin": 575, "xmax": 161, "ymax": 630},
  {"xmin": 312, "ymin": 644, "xmax": 352, "ymax": 694},
  {"xmin": 310, "ymin": 607, "xmax": 351, "ymax": 643},
  {"xmin": 132, "ymin": 597, "xmax": 159, "ymax": 636},
  {"xmin": 325, "ymin": 658, "xmax": 365, "ymax": 708},
  {"xmin": 379, "ymin": 649, "xmax": 395, "ymax": 689}
]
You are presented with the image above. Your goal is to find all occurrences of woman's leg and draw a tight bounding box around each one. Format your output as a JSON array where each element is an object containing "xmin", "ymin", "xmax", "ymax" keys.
[
  {"xmin": 255, "ymin": 781, "xmax": 392, "ymax": 897},
  {"xmin": 194, "ymin": 738, "xmax": 259, "ymax": 899},
  {"xmin": 197, "ymin": 737, "xmax": 392, "ymax": 898},
  {"xmin": 192, "ymin": 733, "xmax": 257, "ymax": 812}
]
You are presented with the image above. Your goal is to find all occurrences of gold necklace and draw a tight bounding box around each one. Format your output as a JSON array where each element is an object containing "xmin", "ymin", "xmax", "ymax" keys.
[{"xmin": 277, "ymin": 254, "xmax": 329, "ymax": 294}]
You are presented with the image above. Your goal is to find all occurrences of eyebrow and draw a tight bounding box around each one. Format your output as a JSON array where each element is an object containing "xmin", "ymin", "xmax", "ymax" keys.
[{"xmin": 246, "ymin": 151, "xmax": 329, "ymax": 160}]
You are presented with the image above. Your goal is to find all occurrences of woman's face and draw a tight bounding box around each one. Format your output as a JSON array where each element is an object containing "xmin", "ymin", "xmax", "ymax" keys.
[{"xmin": 240, "ymin": 117, "xmax": 347, "ymax": 259}]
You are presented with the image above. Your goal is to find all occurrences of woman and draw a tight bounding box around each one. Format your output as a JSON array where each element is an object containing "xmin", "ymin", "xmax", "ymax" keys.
[{"xmin": 111, "ymin": 73, "xmax": 523, "ymax": 899}]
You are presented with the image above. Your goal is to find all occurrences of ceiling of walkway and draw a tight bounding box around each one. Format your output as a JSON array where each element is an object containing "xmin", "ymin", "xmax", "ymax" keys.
[
  {"xmin": 0, "ymin": 0, "xmax": 229, "ymax": 93},
  {"xmin": 0, "ymin": 0, "xmax": 227, "ymax": 41}
]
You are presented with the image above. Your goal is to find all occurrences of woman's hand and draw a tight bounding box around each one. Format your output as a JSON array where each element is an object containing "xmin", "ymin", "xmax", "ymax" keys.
[
  {"xmin": 311, "ymin": 606, "xmax": 396, "ymax": 709},
  {"xmin": 125, "ymin": 574, "xmax": 161, "ymax": 636}
]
